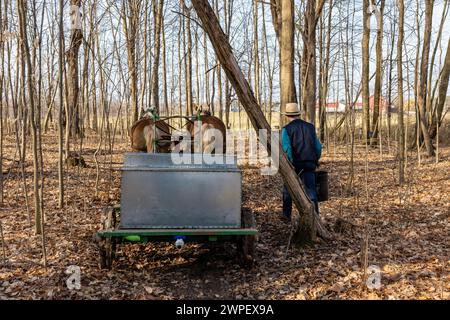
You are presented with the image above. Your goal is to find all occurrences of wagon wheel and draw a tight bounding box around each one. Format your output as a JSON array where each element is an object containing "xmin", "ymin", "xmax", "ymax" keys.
[
  {"xmin": 98, "ymin": 207, "xmax": 118, "ymax": 269},
  {"xmin": 237, "ymin": 208, "xmax": 257, "ymax": 268}
]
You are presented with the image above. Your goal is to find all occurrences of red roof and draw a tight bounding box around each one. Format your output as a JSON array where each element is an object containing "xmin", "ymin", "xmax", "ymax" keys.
[
  {"xmin": 325, "ymin": 102, "xmax": 340, "ymax": 108},
  {"xmin": 316, "ymin": 96, "xmax": 390, "ymax": 110}
]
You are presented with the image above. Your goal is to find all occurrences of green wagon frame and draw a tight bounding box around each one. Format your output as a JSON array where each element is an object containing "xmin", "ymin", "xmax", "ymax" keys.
[{"xmin": 95, "ymin": 206, "xmax": 258, "ymax": 269}]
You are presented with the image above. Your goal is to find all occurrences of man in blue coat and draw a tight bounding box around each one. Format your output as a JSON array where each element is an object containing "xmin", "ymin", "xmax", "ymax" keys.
[{"xmin": 281, "ymin": 103, "xmax": 322, "ymax": 219}]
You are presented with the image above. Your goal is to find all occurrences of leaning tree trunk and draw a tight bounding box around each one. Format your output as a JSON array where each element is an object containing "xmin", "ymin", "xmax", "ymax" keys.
[{"xmin": 191, "ymin": 0, "xmax": 331, "ymax": 244}]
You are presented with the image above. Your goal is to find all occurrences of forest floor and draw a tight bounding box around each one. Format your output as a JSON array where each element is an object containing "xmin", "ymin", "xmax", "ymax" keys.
[{"xmin": 0, "ymin": 133, "xmax": 448, "ymax": 300}]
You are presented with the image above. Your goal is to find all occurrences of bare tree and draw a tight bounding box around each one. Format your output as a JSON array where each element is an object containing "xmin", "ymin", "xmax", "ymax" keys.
[
  {"xmin": 17, "ymin": 0, "xmax": 42, "ymax": 234},
  {"xmin": 301, "ymin": 0, "xmax": 326, "ymax": 125},
  {"xmin": 161, "ymin": 7, "xmax": 169, "ymax": 115},
  {"xmin": 122, "ymin": 1, "xmax": 141, "ymax": 124},
  {"xmin": 150, "ymin": 0, "xmax": 164, "ymax": 112},
  {"xmin": 66, "ymin": 0, "xmax": 83, "ymax": 137},
  {"xmin": 417, "ymin": 1, "xmax": 434, "ymax": 156},
  {"xmin": 58, "ymin": 0, "xmax": 65, "ymax": 208},
  {"xmin": 0, "ymin": 0, "xmax": 4, "ymax": 205},
  {"xmin": 182, "ymin": 0, "xmax": 193, "ymax": 116},
  {"xmin": 361, "ymin": 0, "xmax": 370, "ymax": 141},
  {"xmin": 318, "ymin": 0, "xmax": 333, "ymax": 141},
  {"xmin": 371, "ymin": 0, "xmax": 385, "ymax": 145},
  {"xmin": 397, "ymin": 0, "xmax": 405, "ymax": 184}
]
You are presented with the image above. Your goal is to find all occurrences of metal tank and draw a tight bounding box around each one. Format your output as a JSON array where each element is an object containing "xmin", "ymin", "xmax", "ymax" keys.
[{"xmin": 120, "ymin": 153, "xmax": 242, "ymax": 229}]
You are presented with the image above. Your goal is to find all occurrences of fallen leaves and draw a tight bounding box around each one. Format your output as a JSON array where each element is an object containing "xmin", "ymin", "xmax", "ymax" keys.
[{"xmin": 0, "ymin": 135, "xmax": 448, "ymax": 300}]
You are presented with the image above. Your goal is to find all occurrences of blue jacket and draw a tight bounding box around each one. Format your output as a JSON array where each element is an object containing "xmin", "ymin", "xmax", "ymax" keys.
[{"xmin": 282, "ymin": 119, "xmax": 322, "ymax": 167}]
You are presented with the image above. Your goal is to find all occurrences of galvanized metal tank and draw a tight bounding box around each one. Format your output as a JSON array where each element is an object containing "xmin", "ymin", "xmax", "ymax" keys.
[{"xmin": 120, "ymin": 153, "xmax": 242, "ymax": 229}]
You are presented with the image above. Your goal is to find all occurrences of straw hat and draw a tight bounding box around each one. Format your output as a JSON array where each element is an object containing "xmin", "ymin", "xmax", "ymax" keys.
[{"xmin": 282, "ymin": 103, "xmax": 301, "ymax": 116}]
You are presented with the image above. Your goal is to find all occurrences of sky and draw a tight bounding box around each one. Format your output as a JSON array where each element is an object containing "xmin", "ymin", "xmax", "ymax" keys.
[{"xmin": 2, "ymin": 0, "xmax": 450, "ymax": 108}]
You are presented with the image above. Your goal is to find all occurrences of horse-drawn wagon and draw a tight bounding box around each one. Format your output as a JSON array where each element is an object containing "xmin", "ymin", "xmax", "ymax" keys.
[{"xmin": 95, "ymin": 114, "xmax": 257, "ymax": 269}]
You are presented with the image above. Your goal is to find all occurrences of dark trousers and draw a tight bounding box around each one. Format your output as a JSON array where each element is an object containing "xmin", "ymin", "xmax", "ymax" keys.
[{"xmin": 283, "ymin": 163, "xmax": 319, "ymax": 218}]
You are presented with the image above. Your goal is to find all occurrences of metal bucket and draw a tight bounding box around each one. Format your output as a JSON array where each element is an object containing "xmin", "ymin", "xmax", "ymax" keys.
[{"xmin": 316, "ymin": 171, "xmax": 329, "ymax": 202}]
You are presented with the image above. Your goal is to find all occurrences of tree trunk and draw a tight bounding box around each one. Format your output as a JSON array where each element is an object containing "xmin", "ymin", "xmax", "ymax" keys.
[
  {"xmin": 18, "ymin": 0, "xmax": 42, "ymax": 234},
  {"xmin": 178, "ymin": 15, "xmax": 183, "ymax": 115},
  {"xmin": 0, "ymin": 0, "xmax": 4, "ymax": 204},
  {"xmin": 223, "ymin": 0, "xmax": 233, "ymax": 128},
  {"xmin": 387, "ymin": 14, "xmax": 396, "ymax": 152},
  {"xmin": 215, "ymin": 0, "xmax": 223, "ymax": 119},
  {"xmin": 271, "ymin": 0, "xmax": 297, "ymax": 126},
  {"xmin": 122, "ymin": 1, "xmax": 140, "ymax": 124},
  {"xmin": 253, "ymin": 0, "xmax": 261, "ymax": 105},
  {"xmin": 301, "ymin": 0, "xmax": 325, "ymax": 125},
  {"xmin": 361, "ymin": 0, "xmax": 370, "ymax": 141},
  {"xmin": 427, "ymin": 0, "xmax": 448, "ymax": 126},
  {"xmin": 150, "ymin": 0, "xmax": 164, "ymax": 112},
  {"xmin": 139, "ymin": 3, "xmax": 149, "ymax": 114},
  {"xmin": 203, "ymin": 31, "xmax": 210, "ymax": 108},
  {"xmin": 161, "ymin": 10, "xmax": 169, "ymax": 116},
  {"xmin": 66, "ymin": 0, "xmax": 83, "ymax": 137},
  {"xmin": 417, "ymin": 1, "xmax": 434, "ymax": 156},
  {"xmin": 182, "ymin": 1, "xmax": 193, "ymax": 116},
  {"xmin": 397, "ymin": 0, "xmax": 405, "ymax": 184},
  {"xmin": 318, "ymin": 0, "xmax": 332, "ymax": 141},
  {"xmin": 58, "ymin": 0, "xmax": 64, "ymax": 208},
  {"xmin": 262, "ymin": 1, "xmax": 274, "ymax": 128},
  {"xmin": 371, "ymin": 0, "xmax": 385, "ymax": 145}
]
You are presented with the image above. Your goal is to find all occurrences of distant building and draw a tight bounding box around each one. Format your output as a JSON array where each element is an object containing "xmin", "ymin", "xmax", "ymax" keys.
[
  {"xmin": 322, "ymin": 101, "xmax": 346, "ymax": 113},
  {"xmin": 317, "ymin": 95, "xmax": 393, "ymax": 113},
  {"xmin": 352, "ymin": 96, "xmax": 391, "ymax": 112}
]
